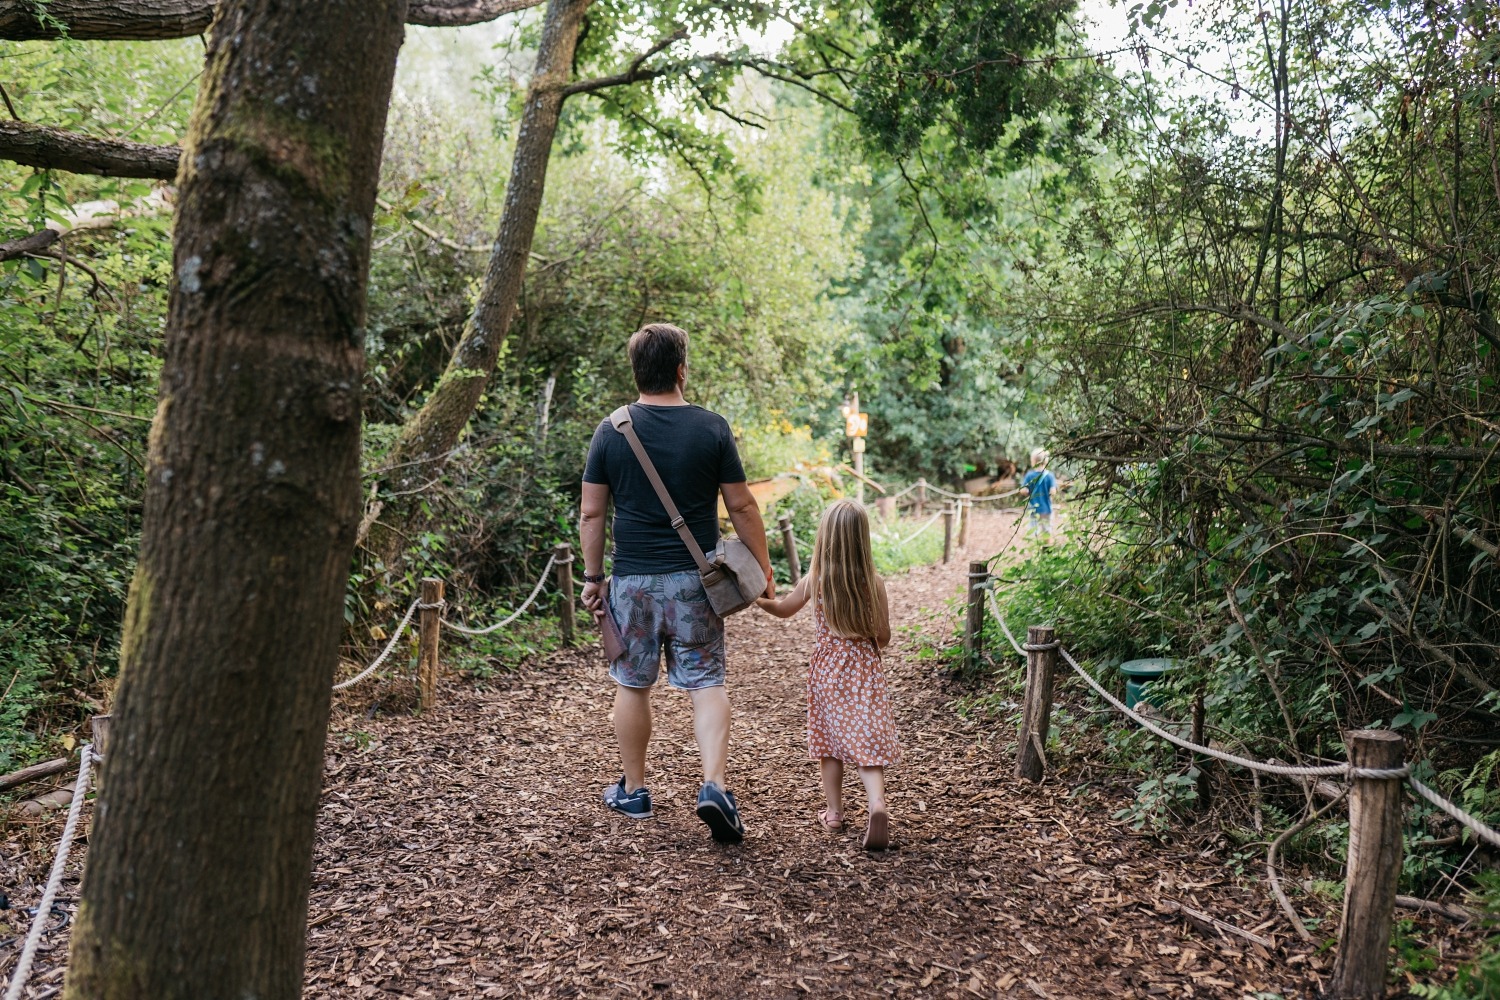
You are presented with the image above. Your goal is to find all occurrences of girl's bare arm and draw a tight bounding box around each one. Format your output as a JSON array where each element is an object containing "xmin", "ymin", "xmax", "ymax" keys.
[
  {"xmin": 756, "ymin": 574, "xmax": 811, "ymax": 618},
  {"xmin": 874, "ymin": 577, "xmax": 892, "ymax": 649}
]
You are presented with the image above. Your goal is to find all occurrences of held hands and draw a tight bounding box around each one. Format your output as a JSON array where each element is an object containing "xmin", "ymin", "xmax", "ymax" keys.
[{"xmin": 762, "ymin": 562, "xmax": 776, "ymax": 600}]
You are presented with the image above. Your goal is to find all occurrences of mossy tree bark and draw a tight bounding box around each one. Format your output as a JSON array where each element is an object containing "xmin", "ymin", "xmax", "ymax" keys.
[
  {"xmin": 369, "ymin": 0, "xmax": 590, "ymax": 567},
  {"xmin": 62, "ymin": 0, "xmax": 405, "ymax": 997}
]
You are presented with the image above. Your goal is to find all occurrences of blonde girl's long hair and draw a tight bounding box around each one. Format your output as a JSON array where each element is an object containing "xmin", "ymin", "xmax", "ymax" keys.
[{"xmin": 809, "ymin": 499, "xmax": 881, "ymax": 640}]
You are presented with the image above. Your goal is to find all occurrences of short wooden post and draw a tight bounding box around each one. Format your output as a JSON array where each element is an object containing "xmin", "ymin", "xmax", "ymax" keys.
[
  {"xmin": 915, "ymin": 477, "xmax": 927, "ymax": 511},
  {"xmin": 1015, "ymin": 625, "xmax": 1057, "ymax": 782},
  {"xmin": 553, "ymin": 543, "xmax": 575, "ymax": 644},
  {"xmin": 964, "ymin": 561, "xmax": 988, "ymax": 672},
  {"xmin": 778, "ymin": 514, "xmax": 801, "ymax": 585},
  {"xmin": 876, "ymin": 496, "xmax": 895, "ymax": 522},
  {"xmin": 942, "ymin": 502, "xmax": 955, "ymax": 563},
  {"xmin": 90, "ymin": 713, "xmax": 112, "ymax": 757},
  {"xmin": 417, "ymin": 576, "xmax": 443, "ymax": 711},
  {"xmin": 1330, "ymin": 730, "xmax": 1406, "ymax": 1000},
  {"xmin": 958, "ymin": 494, "xmax": 972, "ymax": 548},
  {"xmin": 1191, "ymin": 691, "xmax": 1212, "ymax": 810}
]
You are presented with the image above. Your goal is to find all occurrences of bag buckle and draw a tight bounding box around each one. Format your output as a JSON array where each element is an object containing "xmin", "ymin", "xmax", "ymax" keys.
[{"xmin": 670, "ymin": 516, "xmax": 686, "ymax": 529}]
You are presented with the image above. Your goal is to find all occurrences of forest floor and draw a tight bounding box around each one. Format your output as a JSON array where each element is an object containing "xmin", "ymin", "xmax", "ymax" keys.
[{"xmin": 0, "ymin": 510, "xmax": 1477, "ymax": 998}]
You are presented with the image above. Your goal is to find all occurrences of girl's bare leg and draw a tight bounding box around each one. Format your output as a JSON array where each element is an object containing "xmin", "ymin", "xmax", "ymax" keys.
[
  {"xmin": 858, "ymin": 765, "xmax": 890, "ymax": 849},
  {"xmin": 820, "ymin": 758, "xmax": 844, "ymax": 827},
  {"xmin": 857, "ymin": 765, "xmax": 887, "ymax": 814}
]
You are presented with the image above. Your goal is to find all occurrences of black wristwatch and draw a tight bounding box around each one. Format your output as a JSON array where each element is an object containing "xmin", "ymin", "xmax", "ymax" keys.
[{"xmin": 583, "ymin": 572, "xmax": 607, "ymax": 584}]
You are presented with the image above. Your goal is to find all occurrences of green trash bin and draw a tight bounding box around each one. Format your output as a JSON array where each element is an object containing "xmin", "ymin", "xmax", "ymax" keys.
[{"xmin": 1119, "ymin": 657, "xmax": 1179, "ymax": 709}]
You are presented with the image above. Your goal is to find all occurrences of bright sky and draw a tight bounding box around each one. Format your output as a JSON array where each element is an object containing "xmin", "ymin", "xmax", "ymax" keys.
[{"xmin": 393, "ymin": 1, "xmax": 1275, "ymax": 141}]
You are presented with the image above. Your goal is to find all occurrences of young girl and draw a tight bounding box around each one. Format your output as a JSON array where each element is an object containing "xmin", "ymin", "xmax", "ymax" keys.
[{"xmin": 757, "ymin": 499, "xmax": 900, "ymax": 850}]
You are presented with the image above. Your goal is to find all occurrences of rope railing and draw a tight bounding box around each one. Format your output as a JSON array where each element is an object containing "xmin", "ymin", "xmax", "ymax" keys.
[
  {"xmin": 969, "ymin": 486, "xmax": 1026, "ymax": 503},
  {"xmin": 334, "ymin": 553, "xmax": 561, "ymax": 690},
  {"xmin": 893, "ymin": 509, "xmax": 944, "ymax": 546},
  {"xmin": 440, "ymin": 554, "xmax": 558, "ymax": 636},
  {"xmin": 886, "ymin": 481, "xmax": 920, "ymax": 502},
  {"xmin": 922, "ymin": 482, "xmax": 967, "ymax": 500},
  {"xmin": 4, "ymin": 745, "xmax": 94, "ymax": 1000},
  {"xmin": 984, "ymin": 589, "xmax": 1500, "ymax": 846},
  {"xmin": 332, "ymin": 596, "xmax": 422, "ymax": 692}
]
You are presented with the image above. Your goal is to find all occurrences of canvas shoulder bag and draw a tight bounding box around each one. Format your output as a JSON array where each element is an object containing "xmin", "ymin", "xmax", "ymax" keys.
[{"xmin": 608, "ymin": 405, "xmax": 764, "ymax": 617}]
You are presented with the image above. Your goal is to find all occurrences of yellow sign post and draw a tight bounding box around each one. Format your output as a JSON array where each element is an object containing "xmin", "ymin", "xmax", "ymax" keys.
[{"xmin": 840, "ymin": 391, "xmax": 869, "ymax": 502}]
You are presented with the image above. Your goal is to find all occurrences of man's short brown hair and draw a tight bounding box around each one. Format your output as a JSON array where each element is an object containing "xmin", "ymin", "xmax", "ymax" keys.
[{"xmin": 628, "ymin": 323, "xmax": 688, "ymax": 394}]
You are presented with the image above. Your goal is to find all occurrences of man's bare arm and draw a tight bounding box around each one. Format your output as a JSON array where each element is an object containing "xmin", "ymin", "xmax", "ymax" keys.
[
  {"xmin": 721, "ymin": 481, "xmax": 775, "ymax": 598},
  {"xmin": 579, "ymin": 482, "xmax": 610, "ymax": 615}
]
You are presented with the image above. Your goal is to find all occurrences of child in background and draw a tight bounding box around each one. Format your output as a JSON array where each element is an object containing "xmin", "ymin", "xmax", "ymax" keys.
[
  {"xmin": 756, "ymin": 499, "xmax": 900, "ymax": 850},
  {"xmin": 1022, "ymin": 447, "xmax": 1057, "ymax": 538}
]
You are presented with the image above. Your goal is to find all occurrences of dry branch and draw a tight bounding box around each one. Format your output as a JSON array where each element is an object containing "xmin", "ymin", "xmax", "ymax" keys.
[
  {"xmin": 0, "ymin": 120, "xmax": 179, "ymax": 178},
  {"xmin": 0, "ymin": 756, "xmax": 69, "ymax": 792},
  {"xmin": 1151, "ymin": 899, "xmax": 1276, "ymax": 949},
  {"xmin": 0, "ymin": 228, "xmax": 59, "ymax": 261}
]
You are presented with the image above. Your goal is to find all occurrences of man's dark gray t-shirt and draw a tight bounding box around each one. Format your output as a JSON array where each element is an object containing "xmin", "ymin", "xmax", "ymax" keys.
[{"xmin": 583, "ymin": 403, "xmax": 747, "ymax": 576}]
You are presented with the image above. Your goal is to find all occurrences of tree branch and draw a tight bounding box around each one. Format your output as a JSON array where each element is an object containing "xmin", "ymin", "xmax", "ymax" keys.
[
  {"xmin": 0, "ymin": 120, "xmax": 179, "ymax": 178},
  {"xmin": 0, "ymin": 0, "xmax": 543, "ymax": 40},
  {"xmin": 406, "ymin": 0, "xmax": 544, "ymax": 26},
  {"xmin": 0, "ymin": 0, "xmax": 211, "ymax": 40},
  {"xmin": 0, "ymin": 228, "xmax": 59, "ymax": 261},
  {"xmin": 561, "ymin": 28, "xmax": 687, "ymax": 97}
]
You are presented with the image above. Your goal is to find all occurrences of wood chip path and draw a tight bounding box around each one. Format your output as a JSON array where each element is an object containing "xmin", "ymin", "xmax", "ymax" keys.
[
  {"xmin": 2, "ymin": 510, "xmax": 1401, "ymax": 997},
  {"xmin": 303, "ymin": 511, "xmax": 1325, "ymax": 999}
]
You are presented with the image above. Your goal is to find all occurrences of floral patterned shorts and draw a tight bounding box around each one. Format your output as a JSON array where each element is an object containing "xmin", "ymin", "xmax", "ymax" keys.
[{"xmin": 606, "ymin": 571, "xmax": 726, "ymax": 691}]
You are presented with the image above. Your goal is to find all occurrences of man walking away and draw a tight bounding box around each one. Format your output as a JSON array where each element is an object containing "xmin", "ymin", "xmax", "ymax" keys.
[{"xmin": 578, "ymin": 323, "xmax": 774, "ymax": 843}]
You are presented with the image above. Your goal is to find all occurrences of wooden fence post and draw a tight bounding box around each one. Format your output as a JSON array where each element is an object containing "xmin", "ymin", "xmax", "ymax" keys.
[
  {"xmin": 964, "ymin": 561, "xmax": 988, "ymax": 672},
  {"xmin": 554, "ymin": 543, "xmax": 575, "ymax": 644},
  {"xmin": 778, "ymin": 514, "xmax": 801, "ymax": 585},
  {"xmin": 90, "ymin": 713, "xmax": 112, "ymax": 758},
  {"xmin": 1015, "ymin": 625, "xmax": 1057, "ymax": 782},
  {"xmin": 942, "ymin": 502, "xmax": 955, "ymax": 563},
  {"xmin": 876, "ymin": 496, "xmax": 895, "ymax": 522},
  {"xmin": 1330, "ymin": 729, "xmax": 1406, "ymax": 1000},
  {"xmin": 915, "ymin": 477, "xmax": 927, "ymax": 511},
  {"xmin": 958, "ymin": 494, "xmax": 972, "ymax": 548},
  {"xmin": 418, "ymin": 576, "xmax": 444, "ymax": 711},
  {"xmin": 1191, "ymin": 691, "xmax": 1212, "ymax": 810}
]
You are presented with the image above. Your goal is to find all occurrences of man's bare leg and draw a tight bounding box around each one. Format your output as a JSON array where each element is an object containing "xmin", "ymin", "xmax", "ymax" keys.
[
  {"xmin": 614, "ymin": 684, "xmax": 652, "ymax": 792},
  {"xmin": 688, "ymin": 685, "xmax": 730, "ymax": 787}
]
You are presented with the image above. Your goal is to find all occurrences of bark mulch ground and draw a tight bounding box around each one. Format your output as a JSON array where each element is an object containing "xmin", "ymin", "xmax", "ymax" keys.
[{"xmin": 0, "ymin": 510, "xmax": 1482, "ymax": 998}]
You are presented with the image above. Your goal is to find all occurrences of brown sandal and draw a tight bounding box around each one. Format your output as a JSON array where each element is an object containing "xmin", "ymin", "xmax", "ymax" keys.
[
  {"xmin": 818, "ymin": 809, "xmax": 844, "ymax": 832},
  {"xmin": 863, "ymin": 808, "xmax": 889, "ymax": 850}
]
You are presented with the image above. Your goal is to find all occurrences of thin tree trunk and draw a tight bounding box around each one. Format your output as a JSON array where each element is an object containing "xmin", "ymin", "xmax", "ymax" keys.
[
  {"xmin": 63, "ymin": 0, "xmax": 405, "ymax": 996},
  {"xmin": 370, "ymin": 0, "xmax": 590, "ymax": 563}
]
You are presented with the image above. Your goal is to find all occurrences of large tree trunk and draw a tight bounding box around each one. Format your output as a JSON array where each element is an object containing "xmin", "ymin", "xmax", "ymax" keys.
[
  {"xmin": 0, "ymin": 0, "xmax": 540, "ymax": 40},
  {"xmin": 62, "ymin": 0, "xmax": 405, "ymax": 996},
  {"xmin": 371, "ymin": 0, "xmax": 590, "ymax": 565}
]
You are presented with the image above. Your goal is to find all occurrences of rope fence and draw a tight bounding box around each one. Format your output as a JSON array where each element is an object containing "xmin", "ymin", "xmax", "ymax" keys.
[
  {"xmin": 4, "ymin": 745, "xmax": 94, "ymax": 1000},
  {"xmin": 975, "ymin": 582, "xmax": 1500, "ymax": 993},
  {"xmin": 983, "ymin": 588, "xmax": 1500, "ymax": 842},
  {"xmin": 440, "ymin": 554, "xmax": 558, "ymax": 636},
  {"xmin": 332, "ymin": 597, "xmax": 422, "ymax": 692},
  {"xmin": 895, "ymin": 509, "xmax": 943, "ymax": 546},
  {"xmin": 334, "ymin": 553, "xmax": 564, "ymax": 693}
]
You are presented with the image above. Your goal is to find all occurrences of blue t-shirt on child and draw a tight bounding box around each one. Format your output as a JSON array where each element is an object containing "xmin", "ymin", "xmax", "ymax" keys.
[{"xmin": 1022, "ymin": 469, "xmax": 1056, "ymax": 515}]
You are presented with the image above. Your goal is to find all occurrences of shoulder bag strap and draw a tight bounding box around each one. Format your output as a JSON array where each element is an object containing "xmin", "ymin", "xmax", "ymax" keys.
[{"xmin": 609, "ymin": 405, "xmax": 714, "ymax": 574}]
